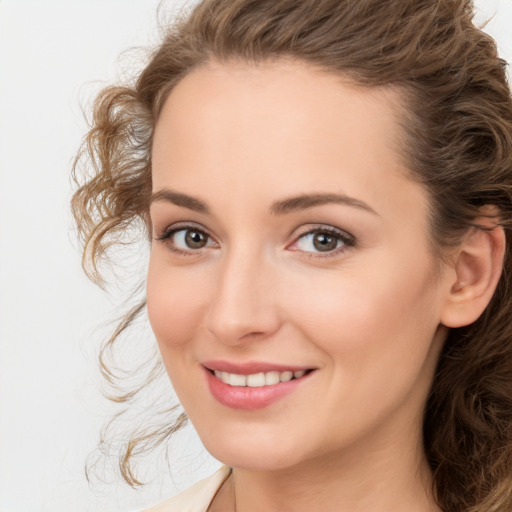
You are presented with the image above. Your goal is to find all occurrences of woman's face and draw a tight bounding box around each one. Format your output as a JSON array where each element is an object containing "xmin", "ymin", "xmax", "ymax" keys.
[{"xmin": 147, "ymin": 60, "xmax": 452, "ymax": 471}]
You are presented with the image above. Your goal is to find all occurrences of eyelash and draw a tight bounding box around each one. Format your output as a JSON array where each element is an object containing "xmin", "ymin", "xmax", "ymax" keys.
[
  {"xmin": 155, "ymin": 223, "xmax": 356, "ymax": 258},
  {"xmin": 290, "ymin": 226, "xmax": 355, "ymax": 258},
  {"xmin": 155, "ymin": 223, "xmax": 216, "ymax": 256}
]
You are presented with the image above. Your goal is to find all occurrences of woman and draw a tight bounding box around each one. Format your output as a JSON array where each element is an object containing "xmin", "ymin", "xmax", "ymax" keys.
[{"xmin": 72, "ymin": 0, "xmax": 512, "ymax": 510}]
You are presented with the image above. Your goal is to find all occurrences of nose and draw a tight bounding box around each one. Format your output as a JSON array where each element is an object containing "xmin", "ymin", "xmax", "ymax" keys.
[{"xmin": 204, "ymin": 248, "xmax": 281, "ymax": 346}]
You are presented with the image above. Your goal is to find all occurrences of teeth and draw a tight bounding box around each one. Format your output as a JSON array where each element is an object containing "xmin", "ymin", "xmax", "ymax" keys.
[
  {"xmin": 265, "ymin": 371, "xmax": 280, "ymax": 385},
  {"xmin": 247, "ymin": 373, "xmax": 266, "ymax": 387},
  {"xmin": 280, "ymin": 370, "xmax": 293, "ymax": 382},
  {"xmin": 214, "ymin": 369, "xmax": 308, "ymax": 387},
  {"xmin": 230, "ymin": 373, "xmax": 247, "ymax": 386}
]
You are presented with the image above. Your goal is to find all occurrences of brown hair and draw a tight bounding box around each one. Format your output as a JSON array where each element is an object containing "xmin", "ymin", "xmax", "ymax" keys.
[{"xmin": 72, "ymin": 0, "xmax": 512, "ymax": 509}]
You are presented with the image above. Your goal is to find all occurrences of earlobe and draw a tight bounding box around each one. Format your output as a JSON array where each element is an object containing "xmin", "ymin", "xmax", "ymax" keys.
[{"xmin": 441, "ymin": 216, "xmax": 505, "ymax": 328}]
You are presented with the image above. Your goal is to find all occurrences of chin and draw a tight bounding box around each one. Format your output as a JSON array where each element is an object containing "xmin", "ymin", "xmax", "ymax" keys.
[
  {"xmin": 198, "ymin": 428, "xmax": 314, "ymax": 471},
  {"xmin": 210, "ymin": 448, "xmax": 304, "ymax": 472}
]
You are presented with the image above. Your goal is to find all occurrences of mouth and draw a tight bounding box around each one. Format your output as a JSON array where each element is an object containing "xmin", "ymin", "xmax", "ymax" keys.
[
  {"xmin": 209, "ymin": 368, "xmax": 312, "ymax": 387},
  {"xmin": 201, "ymin": 361, "xmax": 316, "ymax": 410}
]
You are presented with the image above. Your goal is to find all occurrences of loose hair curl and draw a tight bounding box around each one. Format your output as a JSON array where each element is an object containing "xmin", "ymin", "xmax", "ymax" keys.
[{"xmin": 72, "ymin": 1, "xmax": 512, "ymax": 509}]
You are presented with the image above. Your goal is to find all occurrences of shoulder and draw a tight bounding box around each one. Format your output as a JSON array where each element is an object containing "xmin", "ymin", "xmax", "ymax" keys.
[{"xmin": 141, "ymin": 466, "xmax": 231, "ymax": 512}]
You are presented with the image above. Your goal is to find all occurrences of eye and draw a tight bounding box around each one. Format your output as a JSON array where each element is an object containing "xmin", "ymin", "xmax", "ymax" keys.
[
  {"xmin": 174, "ymin": 228, "xmax": 209, "ymax": 249},
  {"xmin": 289, "ymin": 227, "xmax": 355, "ymax": 255},
  {"xmin": 155, "ymin": 224, "xmax": 218, "ymax": 254}
]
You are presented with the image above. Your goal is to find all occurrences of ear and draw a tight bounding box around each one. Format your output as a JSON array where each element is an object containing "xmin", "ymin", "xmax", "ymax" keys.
[{"xmin": 440, "ymin": 212, "xmax": 505, "ymax": 328}]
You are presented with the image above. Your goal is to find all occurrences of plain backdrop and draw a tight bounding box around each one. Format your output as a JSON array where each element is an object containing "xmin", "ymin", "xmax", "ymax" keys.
[{"xmin": 0, "ymin": 1, "xmax": 511, "ymax": 511}]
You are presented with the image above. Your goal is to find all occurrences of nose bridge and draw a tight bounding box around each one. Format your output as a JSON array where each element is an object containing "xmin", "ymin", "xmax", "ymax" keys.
[{"xmin": 205, "ymin": 241, "xmax": 280, "ymax": 344}]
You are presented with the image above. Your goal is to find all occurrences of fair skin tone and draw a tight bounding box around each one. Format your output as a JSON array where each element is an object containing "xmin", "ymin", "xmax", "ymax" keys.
[{"xmin": 147, "ymin": 60, "xmax": 504, "ymax": 512}]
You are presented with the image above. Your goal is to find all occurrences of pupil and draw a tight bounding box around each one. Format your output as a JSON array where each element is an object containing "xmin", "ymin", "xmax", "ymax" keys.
[
  {"xmin": 185, "ymin": 230, "xmax": 207, "ymax": 248},
  {"xmin": 313, "ymin": 233, "xmax": 337, "ymax": 252}
]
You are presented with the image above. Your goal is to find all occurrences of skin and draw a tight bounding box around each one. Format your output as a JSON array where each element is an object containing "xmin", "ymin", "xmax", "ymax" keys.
[{"xmin": 146, "ymin": 60, "xmax": 456, "ymax": 512}]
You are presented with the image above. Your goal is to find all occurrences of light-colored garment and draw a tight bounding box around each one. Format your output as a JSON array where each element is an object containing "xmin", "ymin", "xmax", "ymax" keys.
[{"xmin": 142, "ymin": 466, "xmax": 231, "ymax": 512}]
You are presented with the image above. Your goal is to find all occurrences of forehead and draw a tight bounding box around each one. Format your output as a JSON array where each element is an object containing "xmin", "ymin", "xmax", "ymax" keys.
[
  {"xmin": 151, "ymin": 60, "xmax": 426, "ymax": 225},
  {"xmin": 153, "ymin": 60, "xmax": 405, "ymax": 164}
]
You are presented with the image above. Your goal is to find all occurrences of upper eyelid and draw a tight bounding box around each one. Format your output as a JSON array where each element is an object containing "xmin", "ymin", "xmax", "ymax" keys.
[
  {"xmin": 155, "ymin": 221, "xmax": 213, "ymax": 239},
  {"xmin": 291, "ymin": 224, "xmax": 355, "ymax": 243}
]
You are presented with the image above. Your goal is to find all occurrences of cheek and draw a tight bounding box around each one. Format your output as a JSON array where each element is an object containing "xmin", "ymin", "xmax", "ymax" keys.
[
  {"xmin": 146, "ymin": 254, "xmax": 210, "ymax": 351},
  {"xmin": 281, "ymin": 257, "xmax": 443, "ymax": 437},
  {"xmin": 283, "ymin": 251, "xmax": 441, "ymax": 364}
]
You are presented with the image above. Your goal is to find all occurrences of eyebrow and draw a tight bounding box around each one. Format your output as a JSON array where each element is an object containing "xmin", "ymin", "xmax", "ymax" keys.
[
  {"xmin": 150, "ymin": 189, "xmax": 209, "ymax": 213},
  {"xmin": 270, "ymin": 193, "xmax": 378, "ymax": 216},
  {"xmin": 150, "ymin": 189, "xmax": 377, "ymax": 216}
]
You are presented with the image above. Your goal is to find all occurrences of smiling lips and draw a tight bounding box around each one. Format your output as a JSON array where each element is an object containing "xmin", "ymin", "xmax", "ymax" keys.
[{"xmin": 202, "ymin": 361, "xmax": 314, "ymax": 410}]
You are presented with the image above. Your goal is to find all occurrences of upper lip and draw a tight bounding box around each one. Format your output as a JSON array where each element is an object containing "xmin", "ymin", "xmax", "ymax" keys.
[{"xmin": 202, "ymin": 360, "xmax": 314, "ymax": 375}]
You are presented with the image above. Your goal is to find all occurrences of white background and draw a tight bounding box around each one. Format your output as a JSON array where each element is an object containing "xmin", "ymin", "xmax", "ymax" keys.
[{"xmin": 0, "ymin": 1, "xmax": 511, "ymax": 511}]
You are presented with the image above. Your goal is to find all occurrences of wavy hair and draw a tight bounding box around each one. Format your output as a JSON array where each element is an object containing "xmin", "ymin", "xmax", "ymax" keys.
[{"xmin": 72, "ymin": 1, "xmax": 512, "ymax": 509}]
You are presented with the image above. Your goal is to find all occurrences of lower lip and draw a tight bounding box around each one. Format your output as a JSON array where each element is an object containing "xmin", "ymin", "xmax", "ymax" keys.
[{"xmin": 204, "ymin": 368, "xmax": 312, "ymax": 410}]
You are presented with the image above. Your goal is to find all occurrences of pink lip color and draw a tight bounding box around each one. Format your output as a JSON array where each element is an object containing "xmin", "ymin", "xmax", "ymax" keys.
[{"xmin": 201, "ymin": 361, "xmax": 313, "ymax": 410}]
